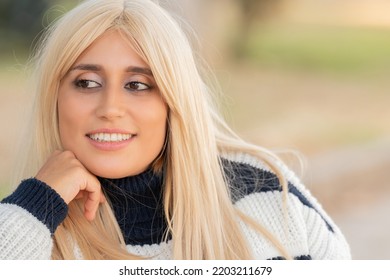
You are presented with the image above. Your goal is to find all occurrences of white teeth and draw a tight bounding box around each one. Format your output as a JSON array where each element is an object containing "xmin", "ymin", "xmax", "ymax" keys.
[
  {"xmin": 88, "ymin": 133, "xmax": 133, "ymax": 142},
  {"xmin": 111, "ymin": 134, "xmax": 118, "ymax": 141}
]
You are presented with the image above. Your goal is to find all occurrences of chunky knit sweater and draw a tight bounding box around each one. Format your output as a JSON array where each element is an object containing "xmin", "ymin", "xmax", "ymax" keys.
[{"xmin": 0, "ymin": 153, "xmax": 351, "ymax": 259}]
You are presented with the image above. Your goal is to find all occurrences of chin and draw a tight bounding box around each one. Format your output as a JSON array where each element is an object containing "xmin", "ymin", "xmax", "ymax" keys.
[
  {"xmin": 87, "ymin": 164, "xmax": 148, "ymax": 179},
  {"xmin": 89, "ymin": 168, "xmax": 129, "ymax": 179}
]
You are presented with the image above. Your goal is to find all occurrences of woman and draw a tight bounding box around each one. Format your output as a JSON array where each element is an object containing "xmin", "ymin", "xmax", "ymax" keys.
[{"xmin": 0, "ymin": 0, "xmax": 350, "ymax": 260}]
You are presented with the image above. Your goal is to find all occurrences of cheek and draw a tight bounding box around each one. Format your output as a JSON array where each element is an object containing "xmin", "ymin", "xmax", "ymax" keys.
[
  {"xmin": 149, "ymin": 102, "xmax": 168, "ymax": 134},
  {"xmin": 137, "ymin": 100, "xmax": 168, "ymax": 146},
  {"xmin": 151, "ymin": 106, "xmax": 168, "ymax": 154},
  {"xmin": 57, "ymin": 91, "xmax": 87, "ymax": 146}
]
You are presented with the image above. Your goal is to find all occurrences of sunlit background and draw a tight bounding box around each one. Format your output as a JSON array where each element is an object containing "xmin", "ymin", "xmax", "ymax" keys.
[{"xmin": 1, "ymin": 0, "xmax": 389, "ymax": 259}]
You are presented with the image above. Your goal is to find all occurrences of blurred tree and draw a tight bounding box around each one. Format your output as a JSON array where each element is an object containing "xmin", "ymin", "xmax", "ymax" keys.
[
  {"xmin": 0, "ymin": 0, "xmax": 49, "ymax": 54},
  {"xmin": 233, "ymin": 0, "xmax": 284, "ymax": 58}
]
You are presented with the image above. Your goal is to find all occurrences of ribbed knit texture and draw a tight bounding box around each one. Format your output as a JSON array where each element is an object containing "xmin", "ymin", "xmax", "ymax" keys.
[
  {"xmin": 0, "ymin": 153, "xmax": 351, "ymax": 259},
  {"xmin": 99, "ymin": 169, "xmax": 166, "ymax": 245},
  {"xmin": 1, "ymin": 178, "xmax": 68, "ymax": 234},
  {"xmin": 0, "ymin": 204, "xmax": 53, "ymax": 259}
]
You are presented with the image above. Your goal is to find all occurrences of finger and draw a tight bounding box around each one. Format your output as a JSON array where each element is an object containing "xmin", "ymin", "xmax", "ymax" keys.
[
  {"xmin": 82, "ymin": 181, "xmax": 102, "ymax": 221},
  {"xmin": 84, "ymin": 195, "xmax": 100, "ymax": 221},
  {"xmin": 84, "ymin": 192, "xmax": 106, "ymax": 221},
  {"xmin": 75, "ymin": 191, "xmax": 84, "ymax": 200},
  {"xmin": 52, "ymin": 149, "xmax": 63, "ymax": 155}
]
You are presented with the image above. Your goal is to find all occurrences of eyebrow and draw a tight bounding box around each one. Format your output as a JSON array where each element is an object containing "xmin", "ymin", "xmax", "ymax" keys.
[{"xmin": 69, "ymin": 64, "xmax": 153, "ymax": 76}]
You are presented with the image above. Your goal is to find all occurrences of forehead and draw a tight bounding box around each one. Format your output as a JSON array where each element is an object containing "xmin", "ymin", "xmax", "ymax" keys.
[{"xmin": 72, "ymin": 30, "xmax": 148, "ymax": 69}]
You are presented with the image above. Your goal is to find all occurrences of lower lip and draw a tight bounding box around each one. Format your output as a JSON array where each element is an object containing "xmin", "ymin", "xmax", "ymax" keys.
[{"xmin": 87, "ymin": 136, "xmax": 135, "ymax": 151}]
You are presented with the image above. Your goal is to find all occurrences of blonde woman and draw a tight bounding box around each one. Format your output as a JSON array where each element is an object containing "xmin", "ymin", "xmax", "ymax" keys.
[{"xmin": 0, "ymin": 0, "xmax": 350, "ymax": 260}]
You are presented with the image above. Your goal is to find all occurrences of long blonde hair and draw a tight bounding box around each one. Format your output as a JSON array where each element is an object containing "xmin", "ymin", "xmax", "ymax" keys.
[{"xmin": 19, "ymin": 0, "xmax": 290, "ymax": 259}]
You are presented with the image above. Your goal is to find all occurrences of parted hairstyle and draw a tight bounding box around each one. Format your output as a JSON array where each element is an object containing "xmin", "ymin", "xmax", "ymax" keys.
[{"xmin": 18, "ymin": 0, "xmax": 291, "ymax": 259}]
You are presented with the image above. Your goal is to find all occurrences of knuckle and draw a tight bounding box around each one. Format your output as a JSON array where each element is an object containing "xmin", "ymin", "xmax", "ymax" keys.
[{"xmin": 62, "ymin": 150, "xmax": 75, "ymax": 158}]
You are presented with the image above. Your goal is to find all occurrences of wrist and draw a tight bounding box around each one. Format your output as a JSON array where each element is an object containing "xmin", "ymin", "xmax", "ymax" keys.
[{"xmin": 1, "ymin": 178, "xmax": 68, "ymax": 234}]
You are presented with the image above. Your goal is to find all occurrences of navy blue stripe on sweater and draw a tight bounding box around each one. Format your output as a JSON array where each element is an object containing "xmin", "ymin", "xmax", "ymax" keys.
[
  {"xmin": 221, "ymin": 159, "xmax": 334, "ymax": 233},
  {"xmin": 269, "ymin": 255, "xmax": 312, "ymax": 260},
  {"xmin": 1, "ymin": 178, "xmax": 68, "ymax": 234}
]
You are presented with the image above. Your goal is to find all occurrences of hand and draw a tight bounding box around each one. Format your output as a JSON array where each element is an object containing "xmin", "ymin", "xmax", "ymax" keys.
[{"xmin": 35, "ymin": 150, "xmax": 105, "ymax": 221}]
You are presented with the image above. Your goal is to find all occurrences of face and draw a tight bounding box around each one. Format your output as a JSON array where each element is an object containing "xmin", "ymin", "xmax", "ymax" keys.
[{"xmin": 58, "ymin": 31, "xmax": 168, "ymax": 178}]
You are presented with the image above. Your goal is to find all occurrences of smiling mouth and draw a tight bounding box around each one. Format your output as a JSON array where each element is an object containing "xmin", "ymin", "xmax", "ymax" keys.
[{"xmin": 87, "ymin": 133, "xmax": 134, "ymax": 142}]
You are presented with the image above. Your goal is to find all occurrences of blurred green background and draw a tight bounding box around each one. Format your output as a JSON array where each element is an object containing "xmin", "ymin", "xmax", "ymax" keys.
[{"xmin": 1, "ymin": 0, "xmax": 390, "ymax": 259}]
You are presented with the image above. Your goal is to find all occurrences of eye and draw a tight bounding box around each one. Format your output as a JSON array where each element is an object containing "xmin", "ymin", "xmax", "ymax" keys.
[
  {"xmin": 125, "ymin": 81, "xmax": 150, "ymax": 91},
  {"xmin": 74, "ymin": 79, "xmax": 101, "ymax": 89}
]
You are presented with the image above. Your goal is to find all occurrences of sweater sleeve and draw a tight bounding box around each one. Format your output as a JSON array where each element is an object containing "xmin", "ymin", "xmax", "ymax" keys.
[
  {"xmin": 276, "ymin": 161, "xmax": 352, "ymax": 259},
  {"xmin": 0, "ymin": 178, "xmax": 68, "ymax": 259},
  {"xmin": 222, "ymin": 152, "xmax": 351, "ymax": 260}
]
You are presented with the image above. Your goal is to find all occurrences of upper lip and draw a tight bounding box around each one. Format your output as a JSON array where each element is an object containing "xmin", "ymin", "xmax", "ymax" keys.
[{"xmin": 86, "ymin": 128, "xmax": 135, "ymax": 135}]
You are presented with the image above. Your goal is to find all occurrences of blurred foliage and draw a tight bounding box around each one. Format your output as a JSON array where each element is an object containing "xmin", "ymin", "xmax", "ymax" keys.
[
  {"xmin": 0, "ymin": 0, "xmax": 49, "ymax": 54},
  {"xmin": 242, "ymin": 25, "xmax": 390, "ymax": 74},
  {"xmin": 236, "ymin": 0, "xmax": 283, "ymax": 19},
  {"xmin": 0, "ymin": 0, "xmax": 78, "ymax": 59},
  {"xmin": 233, "ymin": 0, "xmax": 284, "ymax": 57},
  {"xmin": 3, "ymin": 0, "xmax": 390, "ymax": 75}
]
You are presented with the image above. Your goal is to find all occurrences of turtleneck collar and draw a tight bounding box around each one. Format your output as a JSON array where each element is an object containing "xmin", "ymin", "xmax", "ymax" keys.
[{"xmin": 98, "ymin": 169, "xmax": 167, "ymax": 246}]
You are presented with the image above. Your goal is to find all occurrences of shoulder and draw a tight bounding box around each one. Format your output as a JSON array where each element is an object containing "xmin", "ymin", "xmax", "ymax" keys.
[
  {"xmin": 220, "ymin": 152, "xmax": 280, "ymax": 200},
  {"xmin": 220, "ymin": 152, "xmax": 334, "ymax": 232},
  {"xmin": 220, "ymin": 152, "xmax": 351, "ymax": 259}
]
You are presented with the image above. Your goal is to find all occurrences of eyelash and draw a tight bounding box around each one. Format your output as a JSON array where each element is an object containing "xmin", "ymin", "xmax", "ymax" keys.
[
  {"xmin": 74, "ymin": 79, "xmax": 101, "ymax": 89},
  {"xmin": 125, "ymin": 81, "xmax": 151, "ymax": 91},
  {"xmin": 73, "ymin": 79, "xmax": 151, "ymax": 92}
]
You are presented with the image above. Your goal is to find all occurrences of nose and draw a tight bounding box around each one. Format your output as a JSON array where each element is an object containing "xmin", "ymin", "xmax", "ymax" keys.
[{"xmin": 95, "ymin": 86, "xmax": 125, "ymax": 120}]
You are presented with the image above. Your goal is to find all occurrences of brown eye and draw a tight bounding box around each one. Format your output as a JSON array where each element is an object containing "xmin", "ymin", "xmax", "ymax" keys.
[
  {"xmin": 74, "ymin": 79, "xmax": 101, "ymax": 89},
  {"xmin": 125, "ymin": 81, "xmax": 150, "ymax": 91}
]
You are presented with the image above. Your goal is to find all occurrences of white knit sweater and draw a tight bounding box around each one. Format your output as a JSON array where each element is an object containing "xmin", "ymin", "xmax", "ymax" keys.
[{"xmin": 0, "ymin": 153, "xmax": 351, "ymax": 260}]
